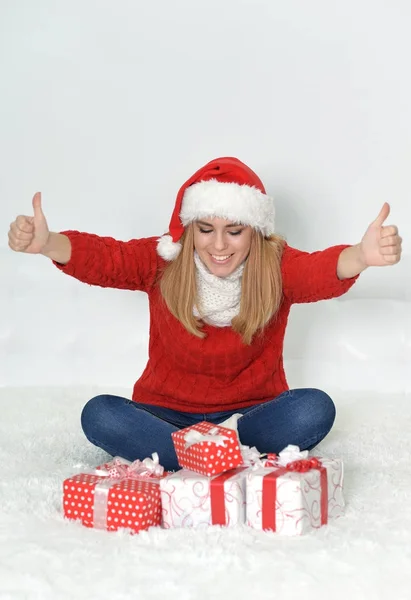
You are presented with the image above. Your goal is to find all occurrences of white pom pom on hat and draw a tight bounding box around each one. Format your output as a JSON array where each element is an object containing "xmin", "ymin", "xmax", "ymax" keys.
[{"xmin": 157, "ymin": 156, "xmax": 275, "ymax": 261}]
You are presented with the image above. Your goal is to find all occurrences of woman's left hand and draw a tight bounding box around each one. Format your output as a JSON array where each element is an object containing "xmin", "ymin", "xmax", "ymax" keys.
[{"xmin": 359, "ymin": 203, "xmax": 402, "ymax": 267}]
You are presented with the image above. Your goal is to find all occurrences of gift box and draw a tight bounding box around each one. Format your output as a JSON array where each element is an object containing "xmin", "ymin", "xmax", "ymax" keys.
[
  {"xmin": 171, "ymin": 421, "xmax": 243, "ymax": 476},
  {"xmin": 246, "ymin": 445, "xmax": 344, "ymax": 535},
  {"xmin": 160, "ymin": 466, "xmax": 248, "ymax": 528},
  {"xmin": 63, "ymin": 454, "xmax": 165, "ymax": 534}
]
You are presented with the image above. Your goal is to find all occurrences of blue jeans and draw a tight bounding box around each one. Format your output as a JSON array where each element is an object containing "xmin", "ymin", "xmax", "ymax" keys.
[{"xmin": 80, "ymin": 389, "xmax": 336, "ymax": 471}]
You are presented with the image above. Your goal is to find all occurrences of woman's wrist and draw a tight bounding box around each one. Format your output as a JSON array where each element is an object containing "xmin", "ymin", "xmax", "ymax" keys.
[
  {"xmin": 337, "ymin": 244, "xmax": 368, "ymax": 280},
  {"xmin": 41, "ymin": 232, "xmax": 72, "ymax": 264}
]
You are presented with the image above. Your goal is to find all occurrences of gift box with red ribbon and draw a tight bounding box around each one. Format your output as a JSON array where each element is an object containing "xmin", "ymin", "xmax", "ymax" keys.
[
  {"xmin": 63, "ymin": 454, "xmax": 166, "ymax": 534},
  {"xmin": 171, "ymin": 421, "xmax": 243, "ymax": 476},
  {"xmin": 246, "ymin": 445, "xmax": 344, "ymax": 535},
  {"xmin": 160, "ymin": 466, "xmax": 248, "ymax": 528}
]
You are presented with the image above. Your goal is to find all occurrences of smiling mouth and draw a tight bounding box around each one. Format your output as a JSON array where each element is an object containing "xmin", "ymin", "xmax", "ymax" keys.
[{"xmin": 209, "ymin": 253, "xmax": 234, "ymax": 264}]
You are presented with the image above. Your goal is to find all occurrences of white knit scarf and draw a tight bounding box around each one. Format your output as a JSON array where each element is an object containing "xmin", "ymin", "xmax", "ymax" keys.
[{"xmin": 193, "ymin": 251, "xmax": 244, "ymax": 327}]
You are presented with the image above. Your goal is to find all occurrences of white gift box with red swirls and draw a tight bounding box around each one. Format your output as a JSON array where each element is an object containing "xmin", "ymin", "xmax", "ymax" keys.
[
  {"xmin": 160, "ymin": 467, "xmax": 248, "ymax": 528},
  {"xmin": 246, "ymin": 454, "xmax": 345, "ymax": 535}
]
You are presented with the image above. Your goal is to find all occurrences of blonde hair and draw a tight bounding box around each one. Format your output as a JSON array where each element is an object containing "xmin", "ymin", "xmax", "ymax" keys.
[{"xmin": 158, "ymin": 224, "xmax": 285, "ymax": 345}]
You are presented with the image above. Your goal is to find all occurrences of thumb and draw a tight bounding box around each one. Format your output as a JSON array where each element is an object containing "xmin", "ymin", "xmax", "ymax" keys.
[
  {"xmin": 32, "ymin": 191, "xmax": 45, "ymax": 220},
  {"xmin": 371, "ymin": 202, "xmax": 390, "ymax": 228}
]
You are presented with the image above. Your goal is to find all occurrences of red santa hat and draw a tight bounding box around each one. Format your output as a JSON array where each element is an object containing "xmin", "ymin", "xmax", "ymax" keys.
[{"xmin": 156, "ymin": 156, "xmax": 276, "ymax": 260}]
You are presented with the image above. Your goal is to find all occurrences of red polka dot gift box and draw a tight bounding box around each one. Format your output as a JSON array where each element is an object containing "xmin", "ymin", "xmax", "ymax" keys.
[
  {"xmin": 171, "ymin": 421, "xmax": 243, "ymax": 476},
  {"xmin": 63, "ymin": 454, "xmax": 166, "ymax": 534}
]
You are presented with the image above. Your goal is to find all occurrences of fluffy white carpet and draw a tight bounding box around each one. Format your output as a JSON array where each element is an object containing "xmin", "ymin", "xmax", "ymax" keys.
[{"xmin": 1, "ymin": 386, "xmax": 410, "ymax": 600}]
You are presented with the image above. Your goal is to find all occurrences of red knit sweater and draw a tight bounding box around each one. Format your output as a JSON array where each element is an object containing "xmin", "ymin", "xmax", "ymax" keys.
[{"xmin": 54, "ymin": 232, "xmax": 359, "ymax": 412}]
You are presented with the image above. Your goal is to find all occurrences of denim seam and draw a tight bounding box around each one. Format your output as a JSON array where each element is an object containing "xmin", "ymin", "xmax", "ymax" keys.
[
  {"xmin": 237, "ymin": 392, "xmax": 290, "ymax": 423},
  {"xmin": 126, "ymin": 401, "xmax": 182, "ymax": 429}
]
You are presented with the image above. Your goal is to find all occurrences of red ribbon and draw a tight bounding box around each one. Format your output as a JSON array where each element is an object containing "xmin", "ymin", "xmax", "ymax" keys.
[
  {"xmin": 262, "ymin": 468, "xmax": 288, "ymax": 531},
  {"xmin": 210, "ymin": 467, "xmax": 248, "ymax": 526},
  {"xmin": 262, "ymin": 459, "xmax": 328, "ymax": 531}
]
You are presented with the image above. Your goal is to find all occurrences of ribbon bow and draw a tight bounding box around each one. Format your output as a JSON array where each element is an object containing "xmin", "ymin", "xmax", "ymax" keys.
[
  {"xmin": 239, "ymin": 444, "xmax": 262, "ymax": 466},
  {"xmin": 275, "ymin": 444, "xmax": 309, "ymax": 466},
  {"xmin": 254, "ymin": 445, "xmax": 318, "ymax": 470},
  {"xmin": 257, "ymin": 452, "xmax": 278, "ymax": 467},
  {"xmin": 276, "ymin": 445, "xmax": 322, "ymax": 473},
  {"xmin": 184, "ymin": 427, "xmax": 229, "ymax": 450},
  {"xmin": 96, "ymin": 453, "xmax": 164, "ymax": 480},
  {"xmin": 286, "ymin": 457, "xmax": 321, "ymax": 472}
]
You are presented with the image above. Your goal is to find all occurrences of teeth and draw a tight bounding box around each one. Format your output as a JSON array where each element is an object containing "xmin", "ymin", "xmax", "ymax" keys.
[{"xmin": 212, "ymin": 254, "xmax": 231, "ymax": 261}]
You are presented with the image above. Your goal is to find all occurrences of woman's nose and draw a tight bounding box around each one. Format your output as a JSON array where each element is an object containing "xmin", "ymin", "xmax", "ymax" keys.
[{"xmin": 213, "ymin": 233, "xmax": 228, "ymax": 251}]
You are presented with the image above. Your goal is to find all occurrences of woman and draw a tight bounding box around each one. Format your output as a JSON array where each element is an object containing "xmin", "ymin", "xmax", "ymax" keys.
[{"xmin": 8, "ymin": 157, "xmax": 402, "ymax": 470}]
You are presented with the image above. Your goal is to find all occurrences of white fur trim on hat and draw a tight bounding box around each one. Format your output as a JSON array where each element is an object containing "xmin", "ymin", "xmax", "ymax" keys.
[
  {"xmin": 181, "ymin": 179, "xmax": 275, "ymax": 236},
  {"xmin": 157, "ymin": 234, "xmax": 182, "ymax": 260}
]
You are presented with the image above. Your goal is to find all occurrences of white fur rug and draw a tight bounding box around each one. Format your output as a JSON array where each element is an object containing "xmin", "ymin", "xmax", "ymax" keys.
[{"xmin": 1, "ymin": 386, "xmax": 410, "ymax": 600}]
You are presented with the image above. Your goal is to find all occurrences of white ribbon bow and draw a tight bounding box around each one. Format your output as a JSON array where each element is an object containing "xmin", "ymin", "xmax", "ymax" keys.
[
  {"xmin": 239, "ymin": 444, "xmax": 262, "ymax": 466},
  {"xmin": 95, "ymin": 452, "xmax": 164, "ymax": 478},
  {"xmin": 275, "ymin": 445, "xmax": 309, "ymax": 467},
  {"xmin": 184, "ymin": 427, "xmax": 229, "ymax": 449},
  {"xmin": 138, "ymin": 452, "xmax": 164, "ymax": 477}
]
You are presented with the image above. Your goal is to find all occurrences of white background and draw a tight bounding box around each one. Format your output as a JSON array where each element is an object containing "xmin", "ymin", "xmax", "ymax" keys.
[
  {"xmin": 1, "ymin": 0, "xmax": 410, "ymax": 392},
  {"xmin": 1, "ymin": 6, "xmax": 411, "ymax": 599}
]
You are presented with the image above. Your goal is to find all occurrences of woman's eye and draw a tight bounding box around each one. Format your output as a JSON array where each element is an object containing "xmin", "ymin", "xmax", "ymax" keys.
[{"xmin": 198, "ymin": 228, "xmax": 243, "ymax": 235}]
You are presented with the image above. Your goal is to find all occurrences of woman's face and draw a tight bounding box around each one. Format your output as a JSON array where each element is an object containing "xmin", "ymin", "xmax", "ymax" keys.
[{"xmin": 193, "ymin": 217, "xmax": 253, "ymax": 277}]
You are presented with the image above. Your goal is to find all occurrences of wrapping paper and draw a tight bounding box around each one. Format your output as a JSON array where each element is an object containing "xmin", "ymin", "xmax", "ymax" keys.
[
  {"xmin": 160, "ymin": 467, "xmax": 248, "ymax": 528},
  {"xmin": 246, "ymin": 454, "xmax": 344, "ymax": 535},
  {"xmin": 172, "ymin": 421, "xmax": 243, "ymax": 476},
  {"xmin": 63, "ymin": 455, "xmax": 164, "ymax": 534}
]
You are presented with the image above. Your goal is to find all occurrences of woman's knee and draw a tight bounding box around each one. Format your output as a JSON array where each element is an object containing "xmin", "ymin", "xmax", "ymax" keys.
[
  {"xmin": 80, "ymin": 394, "xmax": 121, "ymax": 441},
  {"xmin": 297, "ymin": 388, "xmax": 336, "ymax": 433}
]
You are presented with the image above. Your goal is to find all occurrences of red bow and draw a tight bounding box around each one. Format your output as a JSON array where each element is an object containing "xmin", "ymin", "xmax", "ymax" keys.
[{"xmin": 286, "ymin": 457, "xmax": 321, "ymax": 473}]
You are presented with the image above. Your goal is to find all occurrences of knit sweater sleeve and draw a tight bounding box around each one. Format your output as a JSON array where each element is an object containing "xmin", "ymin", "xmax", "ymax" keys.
[
  {"xmin": 281, "ymin": 243, "xmax": 360, "ymax": 304},
  {"xmin": 52, "ymin": 231, "xmax": 162, "ymax": 292}
]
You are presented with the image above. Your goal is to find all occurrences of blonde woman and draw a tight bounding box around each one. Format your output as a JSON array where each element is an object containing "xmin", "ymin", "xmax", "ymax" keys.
[{"xmin": 8, "ymin": 157, "xmax": 402, "ymax": 470}]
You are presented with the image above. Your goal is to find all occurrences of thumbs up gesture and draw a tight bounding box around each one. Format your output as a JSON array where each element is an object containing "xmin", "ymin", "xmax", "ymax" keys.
[
  {"xmin": 8, "ymin": 192, "xmax": 50, "ymax": 254},
  {"xmin": 359, "ymin": 203, "xmax": 402, "ymax": 267}
]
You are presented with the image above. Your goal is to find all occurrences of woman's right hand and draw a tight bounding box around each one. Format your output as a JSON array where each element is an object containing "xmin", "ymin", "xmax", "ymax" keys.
[{"xmin": 8, "ymin": 192, "xmax": 50, "ymax": 254}]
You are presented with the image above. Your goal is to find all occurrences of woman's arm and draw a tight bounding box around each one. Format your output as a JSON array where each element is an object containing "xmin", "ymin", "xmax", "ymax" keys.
[
  {"xmin": 281, "ymin": 244, "xmax": 360, "ymax": 304},
  {"xmin": 8, "ymin": 192, "xmax": 162, "ymax": 292},
  {"xmin": 336, "ymin": 244, "xmax": 368, "ymax": 279},
  {"xmin": 41, "ymin": 232, "xmax": 72, "ymax": 264},
  {"xmin": 282, "ymin": 202, "xmax": 402, "ymax": 303},
  {"xmin": 52, "ymin": 230, "xmax": 161, "ymax": 291}
]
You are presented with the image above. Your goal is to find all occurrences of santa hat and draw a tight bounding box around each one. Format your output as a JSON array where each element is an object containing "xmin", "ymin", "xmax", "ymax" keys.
[{"xmin": 157, "ymin": 156, "xmax": 275, "ymax": 261}]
